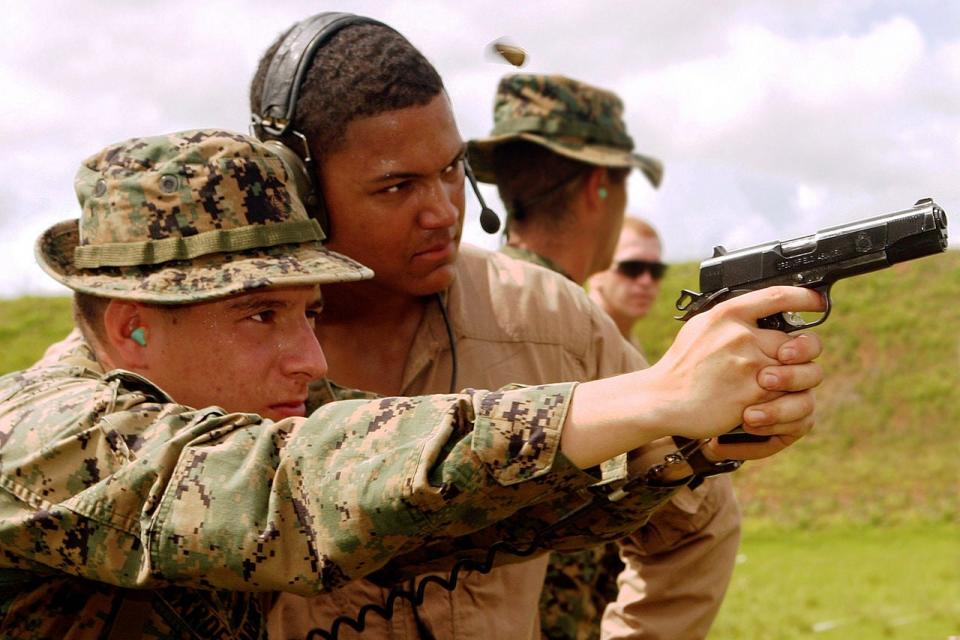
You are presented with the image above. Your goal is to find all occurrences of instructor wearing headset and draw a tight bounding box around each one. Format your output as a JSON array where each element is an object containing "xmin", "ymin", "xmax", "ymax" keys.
[{"xmin": 247, "ymin": 12, "xmax": 824, "ymax": 640}]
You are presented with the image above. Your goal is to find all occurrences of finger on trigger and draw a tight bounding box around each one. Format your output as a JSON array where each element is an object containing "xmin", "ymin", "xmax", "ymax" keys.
[{"xmin": 725, "ymin": 286, "xmax": 827, "ymax": 323}]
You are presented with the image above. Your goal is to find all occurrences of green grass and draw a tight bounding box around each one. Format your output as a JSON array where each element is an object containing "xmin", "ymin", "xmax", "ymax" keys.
[
  {"xmin": 0, "ymin": 296, "xmax": 75, "ymax": 373},
  {"xmin": 712, "ymin": 523, "xmax": 960, "ymax": 639}
]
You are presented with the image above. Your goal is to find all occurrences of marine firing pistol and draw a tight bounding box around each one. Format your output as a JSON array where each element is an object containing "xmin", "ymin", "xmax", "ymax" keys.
[{"xmin": 675, "ymin": 197, "xmax": 949, "ymax": 443}]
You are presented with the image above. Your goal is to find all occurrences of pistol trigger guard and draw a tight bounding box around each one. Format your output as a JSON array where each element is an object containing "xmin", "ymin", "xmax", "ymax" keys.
[{"xmin": 783, "ymin": 285, "xmax": 833, "ymax": 331}]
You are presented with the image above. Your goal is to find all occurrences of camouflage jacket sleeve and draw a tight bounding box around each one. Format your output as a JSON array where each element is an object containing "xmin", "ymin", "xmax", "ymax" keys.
[
  {"xmin": 367, "ymin": 460, "xmax": 683, "ymax": 582},
  {"xmin": 317, "ymin": 379, "xmax": 684, "ymax": 551},
  {"xmin": 0, "ymin": 356, "xmax": 637, "ymax": 596}
]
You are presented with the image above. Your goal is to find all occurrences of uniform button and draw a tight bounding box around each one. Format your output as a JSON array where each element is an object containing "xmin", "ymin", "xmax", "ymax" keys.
[{"xmin": 159, "ymin": 174, "xmax": 179, "ymax": 193}]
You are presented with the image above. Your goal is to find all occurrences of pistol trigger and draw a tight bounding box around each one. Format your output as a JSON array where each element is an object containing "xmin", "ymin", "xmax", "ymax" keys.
[
  {"xmin": 779, "ymin": 285, "xmax": 834, "ymax": 331},
  {"xmin": 806, "ymin": 285, "xmax": 834, "ymax": 328},
  {"xmin": 781, "ymin": 311, "xmax": 806, "ymax": 328},
  {"xmin": 820, "ymin": 285, "xmax": 833, "ymax": 316}
]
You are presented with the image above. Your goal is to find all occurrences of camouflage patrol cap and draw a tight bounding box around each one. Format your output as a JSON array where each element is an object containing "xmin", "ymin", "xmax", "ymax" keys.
[
  {"xmin": 468, "ymin": 74, "xmax": 663, "ymax": 187},
  {"xmin": 35, "ymin": 129, "xmax": 373, "ymax": 304}
]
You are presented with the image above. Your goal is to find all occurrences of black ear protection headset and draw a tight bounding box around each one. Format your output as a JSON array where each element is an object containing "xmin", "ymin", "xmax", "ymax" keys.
[
  {"xmin": 249, "ymin": 11, "xmax": 501, "ymax": 236},
  {"xmin": 250, "ymin": 11, "xmax": 499, "ymax": 398}
]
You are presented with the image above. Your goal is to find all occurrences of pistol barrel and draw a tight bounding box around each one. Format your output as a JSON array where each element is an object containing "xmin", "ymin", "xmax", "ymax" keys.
[{"xmin": 698, "ymin": 198, "xmax": 949, "ymax": 293}]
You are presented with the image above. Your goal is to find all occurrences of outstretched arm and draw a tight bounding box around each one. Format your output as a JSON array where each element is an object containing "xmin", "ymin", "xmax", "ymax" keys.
[{"xmin": 563, "ymin": 285, "xmax": 825, "ymax": 469}]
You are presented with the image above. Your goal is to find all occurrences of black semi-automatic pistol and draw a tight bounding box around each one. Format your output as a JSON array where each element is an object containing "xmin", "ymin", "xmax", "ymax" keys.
[{"xmin": 675, "ymin": 198, "xmax": 949, "ymax": 443}]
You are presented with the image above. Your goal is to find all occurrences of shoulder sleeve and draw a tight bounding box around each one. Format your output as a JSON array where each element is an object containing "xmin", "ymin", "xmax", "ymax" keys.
[
  {"xmin": 368, "ymin": 468, "xmax": 682, "ymax": 582},
  {"xmin": 0, "ymin": 366, "xmax": 611, "ymax": 595}
]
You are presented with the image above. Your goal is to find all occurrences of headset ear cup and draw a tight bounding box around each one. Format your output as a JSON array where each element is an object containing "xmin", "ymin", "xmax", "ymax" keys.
[
  {"xmin": 253, "ymin": 14, "xmax": 393, "ymax": 240},
  {"xmin": 263, "ymin": 140, "xmax": 330, "ymax": 235}
]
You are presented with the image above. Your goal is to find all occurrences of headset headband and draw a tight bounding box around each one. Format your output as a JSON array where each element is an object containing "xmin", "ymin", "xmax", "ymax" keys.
[
  {"xmin": 252, "ymin": 12, "xmax": 502, "ymax": 235},
  {"xmin": 257, "ymin": 12, "xmax": 391, "ymax": 137}
]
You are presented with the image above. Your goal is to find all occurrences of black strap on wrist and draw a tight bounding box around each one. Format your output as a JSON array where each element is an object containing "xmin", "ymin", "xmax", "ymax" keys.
[{"xmin": 670, "ymin": 436, "xmax": 742, "ymax": 489}]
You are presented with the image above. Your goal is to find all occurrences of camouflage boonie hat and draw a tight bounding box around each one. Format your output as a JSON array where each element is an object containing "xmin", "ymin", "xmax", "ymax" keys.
[
  {"xmin": 36, "ymin": 129, "xmax": 372, "ymax": 303},
  {"xmin": 468, "ymin": 74, "xmax": 663, "ymax": 187}
]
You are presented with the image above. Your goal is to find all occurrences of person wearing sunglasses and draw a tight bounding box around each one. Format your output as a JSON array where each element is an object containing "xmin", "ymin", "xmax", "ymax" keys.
[{"xmin": 589, "ymin": 217, "xmax": 668, "ymax": 355}]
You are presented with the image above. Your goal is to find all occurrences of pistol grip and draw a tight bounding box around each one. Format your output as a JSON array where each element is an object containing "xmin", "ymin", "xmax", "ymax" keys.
[{"xmin": 717, "ymin": 425, "xmax": 770, "ymax": 444}]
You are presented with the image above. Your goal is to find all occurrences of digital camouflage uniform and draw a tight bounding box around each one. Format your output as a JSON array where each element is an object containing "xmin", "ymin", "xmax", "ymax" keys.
[
  {"xmin": 0, "ymin": 130, "xmax": 690, "ymax": 639},
  {"xmin": 471, "ymin": 76, "xmax": 741, "ymax": 640}
]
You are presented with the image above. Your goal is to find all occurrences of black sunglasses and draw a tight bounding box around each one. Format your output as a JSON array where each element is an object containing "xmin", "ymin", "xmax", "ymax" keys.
[{"xmin": 615, "ymin": 260, "xmax": 667, "ymax": 281}]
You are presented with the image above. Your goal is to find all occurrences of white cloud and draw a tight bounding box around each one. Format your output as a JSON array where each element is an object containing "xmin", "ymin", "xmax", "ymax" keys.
[
  {"xmin": 612, "ymin": 13, "xmax": 960, "ymax": 256},
  {"xmin": 620, "ymin": 16, "xmax": 928, "ymax": 157},
  {"xmin": 1, "ymin": 1, "xmax": 958, "ymax": 296},
  {"xmin": 795, "ymin": 184, "xmax": 827, "ymax": 214}
]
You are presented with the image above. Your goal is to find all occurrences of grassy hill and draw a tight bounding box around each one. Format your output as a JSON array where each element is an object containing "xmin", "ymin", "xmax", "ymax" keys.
[
  {"xmin": 0, "ymin": 250, "xmax": 957, "ymax": 528},
  {"xmin": 0, "ymin": 295, "xmax": 75, "ymax": 372}
]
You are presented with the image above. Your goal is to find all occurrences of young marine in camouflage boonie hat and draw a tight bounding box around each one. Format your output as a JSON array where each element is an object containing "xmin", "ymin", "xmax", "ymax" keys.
[
  {"xmin": 468, "ymin": 74, "xmax": 663, "ymax": 187},
  {"xmin": 35, "ymin": 129, "xmax": 372, "ymax": 303}
]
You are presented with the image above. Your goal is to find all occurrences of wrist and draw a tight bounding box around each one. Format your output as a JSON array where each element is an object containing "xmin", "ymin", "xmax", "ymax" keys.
[{"xmin": 627, "ymin": 438, "xmax": 695, "ymax": 484}]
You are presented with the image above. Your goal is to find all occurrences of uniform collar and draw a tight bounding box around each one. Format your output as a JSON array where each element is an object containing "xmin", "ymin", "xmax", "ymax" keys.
[{"xmin": 499, "ymin": 244, "xmax": 575, "ymax": 281}]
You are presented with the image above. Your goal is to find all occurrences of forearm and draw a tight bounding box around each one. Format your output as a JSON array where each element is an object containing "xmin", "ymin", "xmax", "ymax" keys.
[
  {"xmin": 154, "ymin": 380, "xmax": 686, "ymax": 590},
  {"xmin": 156, "ymin": 383, "xmax": 604, "ymax": 592},
  {"xmin": 560, "ymin": 370, "xmax": 676, "ymax": 469}
]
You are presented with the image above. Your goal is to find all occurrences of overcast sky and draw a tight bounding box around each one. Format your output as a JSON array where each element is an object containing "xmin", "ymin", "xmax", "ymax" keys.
[{"xmin": 2, "ymin": 0, "xmax": 958, "ymax": 297}]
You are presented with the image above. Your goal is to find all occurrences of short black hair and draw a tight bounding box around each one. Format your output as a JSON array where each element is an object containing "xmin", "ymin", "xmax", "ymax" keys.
[{"xmin": 250, "ymin": 21, "xmax": 445, "ymax": 167}]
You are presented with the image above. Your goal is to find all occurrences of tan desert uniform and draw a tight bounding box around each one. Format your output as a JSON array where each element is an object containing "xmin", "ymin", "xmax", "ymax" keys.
[
  {"xmin": 500, "ymin": 244, "xmax": 741, "ymax": 640},
  {"xmin": 271, "ymin": 245, "xmax": 639, "ymax": 639},
  {"xmin": 269, "ymin": 245, "xmax": 738, "ymax": 640}
]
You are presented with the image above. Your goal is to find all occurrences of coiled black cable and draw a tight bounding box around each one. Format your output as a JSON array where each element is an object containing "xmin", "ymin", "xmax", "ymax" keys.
[
  {"xmin": 301, "ymin": 291, "xmax": 708, "ymax": 638},
  {"xmin": 434, "ymin": 292, "xmax": 458, "ymax": 395},
  {"xmin": 300, "ymin": 438, "xmax": 707, "ymax": 640},
  {"xmin": 304, "ymin": 536, "xmax": 542, "ymax": 639}
]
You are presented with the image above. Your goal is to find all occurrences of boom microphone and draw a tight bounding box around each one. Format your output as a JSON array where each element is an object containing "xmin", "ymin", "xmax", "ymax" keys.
[{"xmin": 465, "ymin": 159, "xmax": 501, "ymax": 234}]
